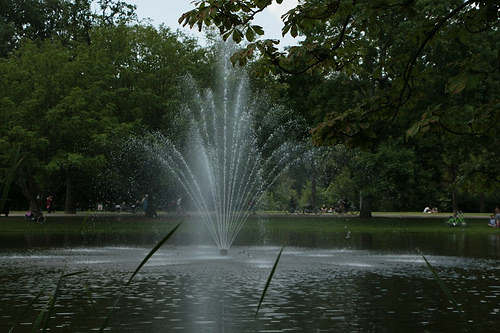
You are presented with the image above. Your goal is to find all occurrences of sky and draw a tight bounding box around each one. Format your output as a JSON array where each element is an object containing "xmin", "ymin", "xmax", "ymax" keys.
[{"xmin": 120, "ymin": 0, "xmax": 300, "ymax": 47}]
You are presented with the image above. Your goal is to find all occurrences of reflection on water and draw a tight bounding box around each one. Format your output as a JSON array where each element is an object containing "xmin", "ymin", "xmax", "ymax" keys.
[
  {"xmin": 2, "ymin": 225, "xmax": 499, "ymax": 258},
  {"xmin": 1, "ymin": 245, "xmax": 499, "ymax": 332}
]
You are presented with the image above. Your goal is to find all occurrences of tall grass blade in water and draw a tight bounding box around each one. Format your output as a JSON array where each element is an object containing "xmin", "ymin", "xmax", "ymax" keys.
[
  {"xmin": 255, "ymin": 246, "xmax": 284, "ymax": 318},
  {"xmin": 38, "ymin": 273, "xmax": 64, "ymax": 332},
  {"xmin": 83, "ymin": 282, "xmax": 98, "ymax": 315},
  {"xmin": 99, "ymin": 222, "xmax": 182, "ymax": 331},
  {"xmin": 9, "ymin": 206, "xmax": 94, "ymax": 332},
  {"xmin": 77, "ymin": 210, "xmax": 94, "ymax": 235},
  {"xmin": 9, "ymin": 271, "xmax": 86, "ymax": 333},
  {"xmin": 9, "ymin": 284, "xmax": 50, "ymax": 333},
  {"xmin": 417, "ymin": 248, "xmax": 469, "ymax": 331},
  {"xmin": 31, "ymin": 295, "xmax": 51, "ymax": 333},
  {"xmin": 42, "ymin": 271, "xmax": 87, "ymax": 332}
]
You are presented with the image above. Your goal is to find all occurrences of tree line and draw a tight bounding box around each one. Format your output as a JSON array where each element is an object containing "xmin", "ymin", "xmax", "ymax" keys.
[
  {"xmin": 0, "ymin": 0, "xmax": 498, "ymax": 216},
  {"xmin": 183, "ymin": 0, "xmax": 499, "ymax": 216}
]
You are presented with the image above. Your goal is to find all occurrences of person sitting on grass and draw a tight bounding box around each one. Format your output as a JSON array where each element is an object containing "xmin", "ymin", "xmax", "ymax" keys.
[
  {"xmin": 488, "ymin": 215, "xmax": 496, "ymax": 227},
  {"xmin": 423, "ymin": 206, "xmax": 438, "ymax": 213},
  {"xmin": 495, "ymin": 206, "xmax": 500, "ymax": 228}
]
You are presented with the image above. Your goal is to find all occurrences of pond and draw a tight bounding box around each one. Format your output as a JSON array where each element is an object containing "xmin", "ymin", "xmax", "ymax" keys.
[{"xmin": 1, "ymin": 216, "xmax": 499, "ymax": 332}]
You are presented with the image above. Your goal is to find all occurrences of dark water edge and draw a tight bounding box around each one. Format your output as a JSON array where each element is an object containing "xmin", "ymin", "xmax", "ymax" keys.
[{"xmin": 1, "ymin": 216, "xmax": 499, "ymax": 259}]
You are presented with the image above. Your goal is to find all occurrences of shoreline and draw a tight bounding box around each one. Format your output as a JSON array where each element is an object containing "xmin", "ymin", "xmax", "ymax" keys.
[{"xmin": 0, "ymin": 210, "xmax": 490, "ymax": 220}]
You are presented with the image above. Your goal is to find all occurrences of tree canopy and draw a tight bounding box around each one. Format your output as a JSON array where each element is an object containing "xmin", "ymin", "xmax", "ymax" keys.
[
  {"xmin": 0, "ymin": 0, "xmax": 497, "ymax": 215},
  {"xmin": 0, "ymin": 0, "xmax": 212, "ymax": 212},
  {"xmin": 181, "ymin": 0, "xmax": 497, "ymax": 139},
  {"xmin": 181, "ymin": 0, "xmax": 499, "ymax": 208}
]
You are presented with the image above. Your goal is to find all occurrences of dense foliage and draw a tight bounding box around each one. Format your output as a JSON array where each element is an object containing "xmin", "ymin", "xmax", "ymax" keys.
[
  {"xmin": 0, "ymin": 0, "xmax": 212, "ymax": 212},
  {"xmin": 182, "ymin": 0, "xmax": 499, "ymax": 216},
  {"xmin": 0, "ymin": 0, "xmax": 498, "ymax": 215}
]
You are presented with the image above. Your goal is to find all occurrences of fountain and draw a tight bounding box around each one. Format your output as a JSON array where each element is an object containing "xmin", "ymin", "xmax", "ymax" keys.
[{"xmin": 143, "ymin": 48, "xmax": 304, "ymax": 254}]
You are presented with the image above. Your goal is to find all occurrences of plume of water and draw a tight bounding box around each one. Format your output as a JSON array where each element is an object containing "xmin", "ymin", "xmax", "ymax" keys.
[{"xmin": 144, "ymin": 50, "xmax": 304, "ymax": 253}]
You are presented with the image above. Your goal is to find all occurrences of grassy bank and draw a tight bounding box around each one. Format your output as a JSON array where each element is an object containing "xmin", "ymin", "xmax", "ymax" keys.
[
  {"xmin": 0, "ymin": 213, "xmax": 497, "ymax": 236},
  {"xmin": 0, "ymin": 214, "xmax": 182, "ymax": 235},
  {"xmin": 246, "ymin": 216, "xmax": 497, "ymax": 235}
]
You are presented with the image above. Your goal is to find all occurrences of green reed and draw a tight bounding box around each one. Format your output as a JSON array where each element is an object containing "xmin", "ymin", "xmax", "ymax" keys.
[
  {"xmin": 418, "ymin": 248, "xmax": 470, "ymax": 332},
  {"xmin": 99, "ymin": 222, "xmax": 182, "ymax": 331},
  {"xmin": 255, "ymin": 246, "xmax": 284, "ymax": 318}
]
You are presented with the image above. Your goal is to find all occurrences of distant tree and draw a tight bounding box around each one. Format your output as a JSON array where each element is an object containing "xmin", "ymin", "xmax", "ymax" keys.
[
  {"xmin": 0, "ymin": 0, "xmax": 137, "ymax": 57},
  {"xmin": 0, "ymin": 39, "xmax": 123, "ymax": 211},
  {"xmin": 0, "ymin": 21, "xmax": 212, "ymax": 212},
  {"xmin": 321, "ymin": 140, "xmax": 421, "ymax": 217},
  {"xmin": 88, "ymin": 24, "xmax": 213, "ymax": 205}
]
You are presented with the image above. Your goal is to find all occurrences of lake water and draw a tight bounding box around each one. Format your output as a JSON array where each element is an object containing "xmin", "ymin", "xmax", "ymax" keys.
[{"xmin": 1, "ymin": 217, "xmax": 499, "ymax": 332}]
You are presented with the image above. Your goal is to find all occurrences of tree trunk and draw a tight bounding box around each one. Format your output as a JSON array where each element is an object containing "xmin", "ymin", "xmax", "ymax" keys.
[
  {"xmin": 65, "ymin": 176, "xmax": 76, "ymax": 214},
  {"xmin": 359, "ymin": 196, "xmax": 372, "ymax": 218},
  {"xmin": 479, "ymin": 194, "xmax": 485, "ymax": 213},
  {"xmin": 452, "ymin": 187, "xmax": 459, "ymax": 214},
  {"xmin": 311, "ymin": 162, "xmax": 317, "ymax": 208},
  {"xmin": 19, "ymin": 174, "xmax": 41, "ymax": 211}
]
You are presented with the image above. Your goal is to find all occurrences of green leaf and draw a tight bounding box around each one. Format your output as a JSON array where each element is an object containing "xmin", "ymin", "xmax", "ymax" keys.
[
  {"xmin": 83, "ymin": 282, "xmax": 98, "ymax": 315},
  {"xmin": 255, "ymin": 0, "xmax": 271, "ymax": 9},
  {"xmin": 255, "ymin": 246, "xmax": 284, "ymax": 317},
  {"xmin": 222, "ymin": 30, "xmax": 232, "ymax": 41},
  {"xmin": 127, "ymin": 222, "xmax": 182, "ymax": 286},
  {"xmin": 9, "ymin": 283, "xmax": 50, "ymax": 333},
  {"xmin": 445, "ymin": 75, "xmax": 468, "ymax": 95},
  {"xmin": 100, "ymin": 222, "xmax": 182, "ymax": 331},
  {"xmin": 252, "ymin": 25, "xmax": 264, "ymax": 35},
  {"xmin": 418, "ymin": 249, "xmax": 467, "ymax": 324},
  {"xmin": 406, "ymin": 123, "xmax": 421, "ymax": 138},
  {"xmin": 245, "ymin": 27, "xmax": 255, "ymax": 42},
  {"xmin": 232, "ymin": 29, "xmax": 243, "ymax": 43},
  {"xmin": 282, "ymin": 23, "xmax": 291, "ymax": 36}
]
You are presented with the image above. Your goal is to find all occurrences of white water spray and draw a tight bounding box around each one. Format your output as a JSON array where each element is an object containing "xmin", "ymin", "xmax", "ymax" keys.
[{"xmin": 144, "ymin": 49, "xmax": 304, "ymax": 253}]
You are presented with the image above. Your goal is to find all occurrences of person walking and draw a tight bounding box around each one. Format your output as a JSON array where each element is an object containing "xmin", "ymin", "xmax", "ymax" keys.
[{"xmin": 46, "ymin": 195, "xmax": 54, "ymax": 213}]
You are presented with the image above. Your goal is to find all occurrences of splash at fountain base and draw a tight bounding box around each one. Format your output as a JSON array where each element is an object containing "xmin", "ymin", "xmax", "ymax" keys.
[{"xmin": 219, "ymin": 249, "xmax": 228, "ymax": 256}]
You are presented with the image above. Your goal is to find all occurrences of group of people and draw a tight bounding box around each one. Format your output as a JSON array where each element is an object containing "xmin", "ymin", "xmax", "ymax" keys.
[
  {"xmin": 319, "ymin": 198, "xmax": 352, "ymax": 214},
  {"xmin": 94, "ymin": 193, "xmax": 184, "ymax": 217},
  {"xmin": 141, "ymin": 193, "xmax": 183, "ymax": 217},
  {"xmin": 424, "ymin": 205, "xmax": 500, "ymax": 228},
  {"xmin": 423, "ymin": 206, "xmax": 438, "ymax": 213},
  {"xmin": 488, "ymin": 206, "xmax": 500, "ymax": 228},
  {"xmin": 288, "ymin": 196, "xmax": 353, "ymax": 214}
]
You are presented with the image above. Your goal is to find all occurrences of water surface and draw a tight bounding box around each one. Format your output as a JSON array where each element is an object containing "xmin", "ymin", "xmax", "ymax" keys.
[{"xmin": 1, "ymin": 242, "xmax": 499, "ymax": 332}]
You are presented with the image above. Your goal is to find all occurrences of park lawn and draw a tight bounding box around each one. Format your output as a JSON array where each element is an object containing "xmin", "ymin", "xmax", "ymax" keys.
[
  {"xmin": 0, "ymin": 215, "xmax": 182, "ymax": 235},
  {"xmin": 0, "ymin": 213, "xmax": 497, "ymax": 236},
  {"xmin": 372, "ymin": 211, "xmax": 491, "ymax": 218},
  {"xmin": 242, "ymin": 215, "xmax": 498, "ymax": 235}
]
